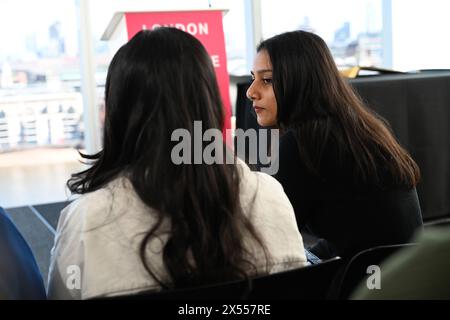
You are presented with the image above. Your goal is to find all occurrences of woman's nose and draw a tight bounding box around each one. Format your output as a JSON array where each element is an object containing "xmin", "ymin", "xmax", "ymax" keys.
[{"xmin": 246, "ymin": 84, "xmax": 257, "ymax": 101}]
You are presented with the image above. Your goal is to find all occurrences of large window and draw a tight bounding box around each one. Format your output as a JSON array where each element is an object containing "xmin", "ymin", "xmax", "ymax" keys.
[
  {"xmin": 391, "ymin": 0, "xmax": 450, "ymax": 71},
  {"xmin": 3, "ymin": 0, "xmax": 450, "ymax": 155},
  {"xmin": 0, "ymin": 0, "xmax": 248, "ymax": 153},
  {"xmin": 260, "ymin": 0, "xmax": 383, "ymax": 68},
  {"xmin": 0, "ymin": 0, "xmax": 84, "ymax": 207},
  {"xmin": 0, "ymin": 0, "xmax": 83, "ymax": 152}
]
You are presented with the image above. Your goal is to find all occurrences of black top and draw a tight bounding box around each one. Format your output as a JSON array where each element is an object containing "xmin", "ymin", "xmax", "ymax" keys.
[{"xmin": 274, "ymin": 130, "xmax": 423, "ymax": 259}]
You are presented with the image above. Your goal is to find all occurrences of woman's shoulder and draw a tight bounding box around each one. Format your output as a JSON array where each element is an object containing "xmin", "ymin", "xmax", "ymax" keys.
[
  {"xmin": 237, "ymin": 157, "xmax": 284, "ymax": 194},
  {"xmin": 237, "ymin": 158, "xmax": 307, "ymax": 269},
  {"xmin": 57, "ymin": 176, "xmax": 136, "ymax": 233},
  {"xmin": 237, "ymin": 157, "xmax": 297, "ymax": 219}
]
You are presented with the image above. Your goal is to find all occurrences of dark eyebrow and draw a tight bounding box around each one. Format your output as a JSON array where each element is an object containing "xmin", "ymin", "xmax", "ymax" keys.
[{"xmin": 250, "ymin": 69, "xmax": 273, "ymax": 75}]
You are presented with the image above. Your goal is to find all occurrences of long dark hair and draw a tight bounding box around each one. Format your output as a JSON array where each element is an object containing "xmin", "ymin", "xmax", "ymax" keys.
[
  {"xmin": 68, "ymin": 28, "xmax": 268, "ymax": 288},
  {"xmin": 258, "ymin": 30, "xmax": 420, "ymax": 187}
]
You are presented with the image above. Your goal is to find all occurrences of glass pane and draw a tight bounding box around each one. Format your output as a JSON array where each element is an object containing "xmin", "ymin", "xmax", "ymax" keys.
[
  {"xmin": 260, "ymin": 0, "xmax": 383, "ymax": 68},
  {"xmin": 0, "ymin": 0, "xmax": 83, "ymax": 207},
  {"xmin": 0, "ymin": 0, "xmax": 83, "ymax": 151},
  {"xmin": 391, "ymin": 0, "xmax": 450, "ymax": 71}
]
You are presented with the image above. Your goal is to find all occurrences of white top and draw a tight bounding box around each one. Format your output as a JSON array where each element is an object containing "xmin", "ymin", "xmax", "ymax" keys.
[{"xmin": 47, "ymin": 161, "xmax": 307, "ymax": 299}]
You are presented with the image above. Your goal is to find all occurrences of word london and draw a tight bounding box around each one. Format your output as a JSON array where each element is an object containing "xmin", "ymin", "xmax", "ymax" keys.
[{"xmin": 143, "ymin": 22, "xmax": 209, "ymax": 36}]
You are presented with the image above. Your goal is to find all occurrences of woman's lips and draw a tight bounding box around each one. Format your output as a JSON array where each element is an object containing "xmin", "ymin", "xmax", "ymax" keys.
[{"xmin": 253, "ymin": 106, "xmax": 264, "ymax": 113}]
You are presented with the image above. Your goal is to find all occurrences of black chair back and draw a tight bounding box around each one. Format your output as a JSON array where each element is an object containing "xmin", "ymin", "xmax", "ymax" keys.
[
  {"xmin": 330, "ymin": 243, "xmax": 415, "ymax": 299},
  {"xmin": 249, "ymin": 257, "xmax": 342, "ymax": 299},
  {"xmin": 99, "ymin": 257, "xmax": 343, "ymax": 300}
]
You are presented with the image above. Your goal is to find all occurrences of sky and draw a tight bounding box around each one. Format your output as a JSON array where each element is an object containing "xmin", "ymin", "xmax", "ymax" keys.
[
  {"xmin": 0, "ymin": 0, "xmax": 78, "ymax": 60},
  {"xmin": 260, "ymin": 0, "xmax": 382, "ymax": 42},
  {"xmin": 391, "ymin": 0, "xmax": 450, "ymax": 71}
]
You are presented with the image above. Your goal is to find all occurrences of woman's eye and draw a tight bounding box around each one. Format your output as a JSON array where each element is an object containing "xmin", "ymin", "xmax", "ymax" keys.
[{"xmin": 263, "ymin": 78, "xmax": 272, "ymax": 84}]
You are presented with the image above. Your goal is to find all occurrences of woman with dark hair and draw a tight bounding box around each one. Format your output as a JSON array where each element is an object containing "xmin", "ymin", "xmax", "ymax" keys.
[
  {"xmin": 246, "ymin": 30, "xmax": 423, "ymax": 259},
  {"xmin": 47, "ymin": 28, "xmax": 306, "ymax": 299}
]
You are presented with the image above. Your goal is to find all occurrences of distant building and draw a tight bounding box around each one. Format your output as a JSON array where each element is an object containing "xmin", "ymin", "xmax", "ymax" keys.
[
  {"xmin": 47, "ymin": 21, "xmax": 66, "ymax": 57},
  {"xmin": 334, "ymin": 22, "xmax": 351, "ymax": 44},
  {"xmin": 297, "ymin": 16, "xmax": 315, "ymax": 33}
]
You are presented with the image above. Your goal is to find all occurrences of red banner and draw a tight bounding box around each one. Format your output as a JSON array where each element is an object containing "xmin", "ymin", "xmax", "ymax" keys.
[{"xmin": 124, "ymin": 11, "xmax": 232, "ymax": 136}]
